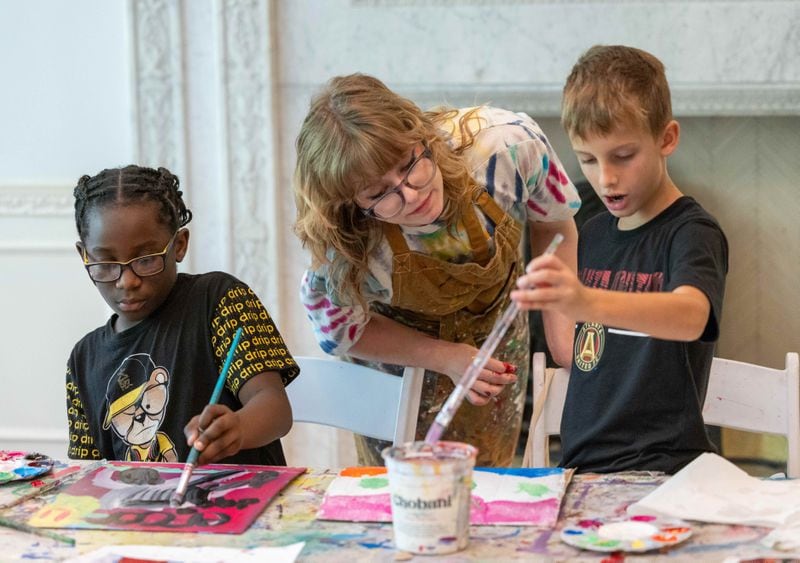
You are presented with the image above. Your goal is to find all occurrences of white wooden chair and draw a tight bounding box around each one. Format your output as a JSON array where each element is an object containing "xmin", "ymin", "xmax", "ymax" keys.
[
  {"xmin": 522, "ymin": 352, "xmax": 800, "ymax": 477},
  {"xmin": 703, "ymin": 353, "xmax": 800, "ymax": 477},
  {"xmin": 287, "ymin": 356, "xmax": 425, "ymax": 445},
  {"xmin": 522, "ymin": 352, "xmax": 570, "ymax": 468}
]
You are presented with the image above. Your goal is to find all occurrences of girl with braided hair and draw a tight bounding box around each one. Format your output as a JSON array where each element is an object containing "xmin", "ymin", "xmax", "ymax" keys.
[{"xmin": 67, "ymin": 165, "xmax": 298, "ymax": 465}]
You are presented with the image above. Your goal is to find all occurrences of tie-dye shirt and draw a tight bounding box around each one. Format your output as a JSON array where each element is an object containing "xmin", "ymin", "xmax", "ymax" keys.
[{"xmin": 300, "ymin": 106, "xmax": 581, "ymax": 355}]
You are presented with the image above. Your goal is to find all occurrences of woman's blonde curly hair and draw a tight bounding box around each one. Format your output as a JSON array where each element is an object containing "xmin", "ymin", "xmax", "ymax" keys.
[{"xmin": 293, "ymin": 73, "xmax": 485, "ymax": 309}]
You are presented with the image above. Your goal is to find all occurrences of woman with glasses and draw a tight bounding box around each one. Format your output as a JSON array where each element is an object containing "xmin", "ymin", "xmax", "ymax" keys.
[
  {"xmin": 67, "ymin": 165, "xmax": 299, "ymax": 467},
  {"xmin": 294, "ymin": 74, "xmax": 580, "ymax": 467}
]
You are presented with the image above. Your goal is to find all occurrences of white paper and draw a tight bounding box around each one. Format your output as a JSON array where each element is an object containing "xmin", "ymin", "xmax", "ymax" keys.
[
  {"xmin": 627, "ymin": 453, "xmax": 800, "ymax": 527},
  {"xmin": 64, "ymin": 542, "xmax": 305, "ymax": 563},
  {"xmin": 762, "ymin": 514, "xmax": 800, "ymax": 551}
]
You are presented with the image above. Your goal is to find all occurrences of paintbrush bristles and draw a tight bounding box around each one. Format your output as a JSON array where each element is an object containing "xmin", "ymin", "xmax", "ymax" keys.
[{"xmin": 169, "ymin": 462, "xmax": 195, "ymax": 507}]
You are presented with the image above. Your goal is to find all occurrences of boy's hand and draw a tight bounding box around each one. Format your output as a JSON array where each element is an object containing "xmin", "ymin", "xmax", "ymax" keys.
[
  {"xmin": 511, "ymin": 253, "xmax": 588, "ymax": 317},
  {"xmin": 184, "ymin": 404, "xmax": 244, "ymax": 465},
  {"xmin": 443, "ymin": 343, "xmax": 518, "ymax": 407}
]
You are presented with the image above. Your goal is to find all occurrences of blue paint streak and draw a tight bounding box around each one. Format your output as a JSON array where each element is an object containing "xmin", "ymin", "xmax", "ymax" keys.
[
  {"xmin": 484, "ymin": 155, "xmax": 497, "ymax": 197},
  {"xmin": 358, "ymin": 539, "xmax": 392, "ymax": 549},
  {"xmin": 514, "ymin": 169, "xmax": 524, "ymax": 202},
  {"xmin": 475, "ymin": 466, "xmax": 565, "ymax": 477}
]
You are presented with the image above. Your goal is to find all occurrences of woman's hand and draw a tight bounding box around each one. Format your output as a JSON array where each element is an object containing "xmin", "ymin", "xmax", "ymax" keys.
[
  {"xmin": 443, "ymin": 343, "xmax": 518, "ymax": 406},
  {"xmin": 183, "ymin": 404, "xmax": 244, "ymax": 465}
]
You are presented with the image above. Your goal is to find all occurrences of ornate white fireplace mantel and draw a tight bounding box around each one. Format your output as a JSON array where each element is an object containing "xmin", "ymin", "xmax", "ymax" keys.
[
  {"xmin": 124, "ymin": 0, "xmax": 799, "ymax": 467},
  {"xmin": 404, "ymin": 83, "xmax": 800, "ymax": 118}
]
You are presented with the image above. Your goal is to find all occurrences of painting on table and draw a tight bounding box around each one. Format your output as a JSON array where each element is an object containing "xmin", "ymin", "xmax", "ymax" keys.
[
  {"xmin": 318, "ymin": 466, "xmax": 573, "ymax": 526},
  {"xmin": 28, "ymin": 462, "xmax": 305, "ymax": 534}
]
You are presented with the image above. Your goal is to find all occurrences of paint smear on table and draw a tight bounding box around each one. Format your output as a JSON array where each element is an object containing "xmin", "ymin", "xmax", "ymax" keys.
[
  {"xmin": 63, "ymin": 542, "xmax": 306, "ymax": 563},
  {"xmin": 318, "ymin": 466, "xmax": 572, "ymax": 526},
  {"xmin": 27, "ymin": 461, "xmax": 305, "ymax": 534}
]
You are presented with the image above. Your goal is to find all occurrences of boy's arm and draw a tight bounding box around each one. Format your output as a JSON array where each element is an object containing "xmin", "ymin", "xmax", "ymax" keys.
[
  {"xmin": 512, "ymin": 255, "xmax": 712, "ymax": 342},
  {"xmin": 515, "ymin": 217, "xmax": 727, "ymax": 343},
  {"xmin": 573, "ymin": 283, "xmax": 710, "ymax": 341},
  {"xmin": 529, "ymin": 218, "xmax": 578, "ymax": 367},
  {"xmin": 349, "ymin": 313, "xmax": 517, "ymax": 406}
]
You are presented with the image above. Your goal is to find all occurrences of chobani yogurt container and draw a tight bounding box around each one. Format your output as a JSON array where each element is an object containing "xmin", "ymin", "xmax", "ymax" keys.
[{"xmin": 382, "ymin": 441, "xmax": 477, "ymax": 555}]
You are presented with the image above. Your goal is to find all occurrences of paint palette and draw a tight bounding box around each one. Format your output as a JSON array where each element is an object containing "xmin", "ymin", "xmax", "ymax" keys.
[
  {"xmin": 560, "ymin": 515, "xmax": 692, "ymax": 552},
  {"xmin": 0, "ymin": 451, "xmax": 54, "ymax": 484}
]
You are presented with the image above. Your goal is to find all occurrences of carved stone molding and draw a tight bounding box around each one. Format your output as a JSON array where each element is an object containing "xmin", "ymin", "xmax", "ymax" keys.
[
  {"xmin": 0, "ymin": 185, "xmax": 72, "ymax": 217},
  {"xmin": 402, "ymin": 84, "xmax": 800, "ymax": 118},
  {"xmin": 355, "ymin": 0, "xmax": 793, "ymax": 5},
  {"xmin": 131, "ymin": 0, "xmax": 186, "ymax": 175},
  {"xmin": 673, "ymin": 85, "xmax": 800, "ymax": 116},
  {"xmin": 220, "ymin": 0, "xmax": 280, "ymax": 308}
]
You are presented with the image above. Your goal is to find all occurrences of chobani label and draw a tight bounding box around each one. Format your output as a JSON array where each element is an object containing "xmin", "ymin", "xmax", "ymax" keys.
[{"xmin": 392, "ymin": 494, "xmax": 452, "ymax": 510}]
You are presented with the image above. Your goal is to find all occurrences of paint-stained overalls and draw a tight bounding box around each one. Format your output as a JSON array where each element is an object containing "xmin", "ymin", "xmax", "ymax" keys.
[{"xmin": 355, "ymin": 191, "xmax": 529, "ymax": 467}]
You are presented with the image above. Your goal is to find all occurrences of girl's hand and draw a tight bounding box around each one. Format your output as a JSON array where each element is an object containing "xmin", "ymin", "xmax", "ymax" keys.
[
  {"xmin": 183, "ymin": 404, "xmax": 244, "ymax": 465},
  {"xmin": 511, "ymin": 253, "xmax": 588, "ymax": 318},
  {"xmin": 444, "ymin": 343, "xmax": 518, "ymax": 407}
]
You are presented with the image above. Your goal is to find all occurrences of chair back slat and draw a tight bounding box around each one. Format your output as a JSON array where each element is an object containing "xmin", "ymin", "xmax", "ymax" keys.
[
  {"xmin": 524, "ymin": 352, "xmax": 800, "ymax": 478},
  {"xmin": 288, "ymin": 356, "xmax": 424, "ymax": 445}
]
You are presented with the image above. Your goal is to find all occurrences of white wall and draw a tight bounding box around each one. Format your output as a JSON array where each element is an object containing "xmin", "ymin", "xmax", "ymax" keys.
[
  {"xmin": 0, "ymin": 0, "xmax": 134, "ymax": 457},
  {"xmin": 0, "ymin": 0, "xmax": 133, "ymax": 179}
]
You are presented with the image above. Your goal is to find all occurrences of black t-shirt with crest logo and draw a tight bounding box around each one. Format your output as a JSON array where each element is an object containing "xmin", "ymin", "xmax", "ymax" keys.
[{"xmin": 560, "ymin": 197, "xmax": 728, "ymax": 474}]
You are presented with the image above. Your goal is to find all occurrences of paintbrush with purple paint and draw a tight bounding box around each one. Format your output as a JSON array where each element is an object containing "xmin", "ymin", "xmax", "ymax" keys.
[{"xmin": 424, "ymin": 233, "xmax": 564, "ymax": 446}]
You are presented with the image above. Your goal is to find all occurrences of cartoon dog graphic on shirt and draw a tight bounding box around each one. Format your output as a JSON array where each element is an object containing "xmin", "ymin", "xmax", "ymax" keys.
[{"xmin": 103, "ymin": 353, "xmax": 178, "ymax": 462}]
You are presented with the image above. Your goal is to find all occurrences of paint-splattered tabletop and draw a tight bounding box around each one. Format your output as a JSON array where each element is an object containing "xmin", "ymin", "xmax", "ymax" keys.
[{"xmin": 1, "ymin": 467, "xmax": 798, "ymax": 561}]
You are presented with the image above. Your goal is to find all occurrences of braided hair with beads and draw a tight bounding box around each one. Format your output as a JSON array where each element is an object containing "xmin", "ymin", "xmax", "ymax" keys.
[{"xmin": 73, "ymin": 165, "xmax": 193, "ymax": 241}]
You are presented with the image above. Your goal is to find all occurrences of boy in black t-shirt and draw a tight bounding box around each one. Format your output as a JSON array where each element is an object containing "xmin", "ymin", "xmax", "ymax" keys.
[
  {"xmin": 67, "ymin": 165, "xmax": 299, "ymax": 465},
  {"xmin": 511, "ymin": 45, "xmax": 728, "ymax": 473}
]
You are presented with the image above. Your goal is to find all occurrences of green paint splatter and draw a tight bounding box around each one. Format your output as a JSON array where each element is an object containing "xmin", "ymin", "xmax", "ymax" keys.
[
  {"xmin": 517, "ymin": 482, "xmax": 551, "ymax": 497},
  {"xmin": 359, "ymin": 477, "xmax": 389, "ymax": 489},
  {"xmin": 470, "ymin": 479, "xmax": 477, "ymax": 490}
]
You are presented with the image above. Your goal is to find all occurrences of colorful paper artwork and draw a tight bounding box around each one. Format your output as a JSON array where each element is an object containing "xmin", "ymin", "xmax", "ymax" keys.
[
  {"xmin": 318, "ymin": 466, "xmax": 573, "ymax": 526},
  {"xmin": 0, "ymin": 457, "xmax": 86, "ymax": 509},
  {"xmin": 28, "ymin": 462, "xmax": 305, "ymax": 534},
  {"xmin": 0, "ymin": 450, "xmax": 54, "ymax": 485}
]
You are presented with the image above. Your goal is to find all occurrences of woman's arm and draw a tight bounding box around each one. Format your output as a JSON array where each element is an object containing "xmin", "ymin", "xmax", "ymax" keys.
[{"xmin": 349, "ymin": 313, "xmax": 517, "ymax": 406}]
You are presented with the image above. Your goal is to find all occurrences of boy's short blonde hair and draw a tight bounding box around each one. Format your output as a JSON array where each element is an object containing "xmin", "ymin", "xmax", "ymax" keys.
[{"xmin": 562, "ymin": 45, "xmax": 672, "ymax": 140}]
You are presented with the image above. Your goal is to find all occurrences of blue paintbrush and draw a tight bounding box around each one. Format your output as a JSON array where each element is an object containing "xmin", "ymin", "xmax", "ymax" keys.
[{"xmin": 170, "ymin": 326, "xmax": 243, "ymax": 507}]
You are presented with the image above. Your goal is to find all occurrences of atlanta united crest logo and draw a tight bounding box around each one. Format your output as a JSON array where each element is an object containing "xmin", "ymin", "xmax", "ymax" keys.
[{"xmin": 574, "ymin": 322, "xmax": 605, "ymax": 372}]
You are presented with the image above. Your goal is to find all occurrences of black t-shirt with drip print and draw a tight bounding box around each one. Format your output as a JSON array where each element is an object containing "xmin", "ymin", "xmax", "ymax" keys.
[
  {"xmin": 67, "ymin": 272, "xmax": 299, "ymax": 465},
  {"xmin": 559, "ymin": 197, "xmax": 728, "ymax": 474}
]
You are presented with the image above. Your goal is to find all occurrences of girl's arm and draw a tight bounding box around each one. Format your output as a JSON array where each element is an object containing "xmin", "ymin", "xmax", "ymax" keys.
[
  {"xmin": 66, "ymin": 361, "xmax": 102, "ymax": 460},
  {"xmin": 349, "ymin": 313, "xmax": 517, "ymax": 406},
  {"xmin": 184, "ymin": 372, "xmax": 292, "ymax": 465}
]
